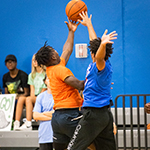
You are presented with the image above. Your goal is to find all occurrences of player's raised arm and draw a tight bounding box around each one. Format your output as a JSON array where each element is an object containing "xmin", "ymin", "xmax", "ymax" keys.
[
  {"xmin": 78, "ymin": 11, "xmax": 97, "ymax": 41},
  {"xmin": 95, "ymin": 30, "xmax": 117, "ymax": 71},
  {"xmin": 61, "ymin": 19, "xmax": 80, "ymax": 65}
]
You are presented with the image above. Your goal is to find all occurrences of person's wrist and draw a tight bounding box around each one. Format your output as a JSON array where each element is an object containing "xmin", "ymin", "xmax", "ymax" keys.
[
  {"xmin": 87, "ymin": 22, "xmax": 92, "ymax": 28},
  {"xmin": 101, "ymin": 41, "xmax": 107, "ymax": 46},
  {"xmin": 69, "ymin": 29, "xmax": 75, "ymax": 33}
]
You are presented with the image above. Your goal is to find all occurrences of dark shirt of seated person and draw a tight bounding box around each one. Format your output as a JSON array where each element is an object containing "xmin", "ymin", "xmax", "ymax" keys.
[
  {"xmin": 3, "ymin": 54, "xmax": 30, "ymax": 121},
  {"xmin": 3, "ymin": 54, "xmax": 29, "ymax": 98}
]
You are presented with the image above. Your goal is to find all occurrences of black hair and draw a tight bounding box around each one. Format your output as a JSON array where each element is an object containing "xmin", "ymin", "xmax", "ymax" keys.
[
  {"xmin": 88, "ymin": 37, "xmax": 113, "ymax": 61},
  {"xmin": 35, "ymin": 41, "xmax": 55, "ymax": 67}
]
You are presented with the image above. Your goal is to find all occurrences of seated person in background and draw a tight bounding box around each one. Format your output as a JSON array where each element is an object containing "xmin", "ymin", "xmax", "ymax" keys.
[
  {"xmin": 3, "ymin": 54, "xmax": 29, "ymax": 97},
  {"xmin": 144, "ymin": 102, "xmax": 150, "ymax": 129},
  {"xmin": 3, "ymin": 54, "xmax": 29, "ymax": 120},
  {"xmin": 33, "ymin": 75, "xmax": 54, "ymax": 150},
  {"xmin": 13, "ymin": 54, "xmax": 47, "ymax": 131}
]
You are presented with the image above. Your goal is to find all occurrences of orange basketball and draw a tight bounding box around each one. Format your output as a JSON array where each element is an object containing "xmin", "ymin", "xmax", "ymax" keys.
[{"xmin": 65, "ymin": 0, "xmax": 87, "ymax": 22}]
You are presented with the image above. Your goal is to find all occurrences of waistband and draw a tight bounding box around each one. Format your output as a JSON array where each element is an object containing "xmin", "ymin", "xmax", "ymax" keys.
[
  {"xmin": 55, "ymin": 107, "xmax": 80, "ymax": 112},
  {"xmin": 83, "ymin": 105, "xmax": 110, "ymax": 110}
]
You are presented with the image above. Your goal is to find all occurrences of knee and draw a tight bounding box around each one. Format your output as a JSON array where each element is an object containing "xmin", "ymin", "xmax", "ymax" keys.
[
  {"xmin": 17, "ymin": 97, "xmax": 26, "ymax": 105},
  {"xmin": 25, "ymin": 96, "xmax": 32, "ymax": 105}
]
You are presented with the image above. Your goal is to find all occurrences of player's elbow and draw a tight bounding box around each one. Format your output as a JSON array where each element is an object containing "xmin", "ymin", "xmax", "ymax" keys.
[{"xmin": 33, "ymin": 112, "xmax": 38, "ymax": 120}]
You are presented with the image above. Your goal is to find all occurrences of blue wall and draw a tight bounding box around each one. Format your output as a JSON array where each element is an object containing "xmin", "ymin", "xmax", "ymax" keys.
[{"xmin": 0, "ymin": 0, "xmax": 150, "ymax": 106}]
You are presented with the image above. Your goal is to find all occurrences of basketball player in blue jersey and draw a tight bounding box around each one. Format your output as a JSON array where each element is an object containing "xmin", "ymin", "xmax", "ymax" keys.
[{"xmin": 67, "ymin": 11, "xmax": 117, "ymax": 150}]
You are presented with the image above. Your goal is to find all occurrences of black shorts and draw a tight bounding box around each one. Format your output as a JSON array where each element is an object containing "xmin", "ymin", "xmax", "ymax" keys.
[
  {"xmin": 39, "ymin": 143, "xmax": 53, "ymax": 150},
  {"xmin": 51, "ymin": 108, "xmax": 82, "ymax": 145},
  {"xmin": 67, "ymin": 106, "xmax": 116, "ymax": 150}
]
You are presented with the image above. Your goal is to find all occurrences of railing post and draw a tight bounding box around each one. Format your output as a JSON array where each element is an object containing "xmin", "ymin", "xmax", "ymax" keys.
[
  {"xmin": 144, "ymin": 95, "xmax": 148, "ymax": 150},
  {"xmin": 115, "ymin": 96, "xmax": 119, "ymax": 149},
  {"xmin": 123, "ymin": 96, "xmax": 126, "ymax": 150},
  {"xmin": 137, "ymin": 96, "xmax": 141, "ymax": 150},
  {"xmin": 130, "ymin": 96, "xmax": 134, "ymax": 150}
]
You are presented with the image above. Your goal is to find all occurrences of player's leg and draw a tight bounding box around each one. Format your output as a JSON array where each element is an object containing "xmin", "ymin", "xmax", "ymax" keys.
[
  {"xmin": 52, "ymin": 108, "xmax": 82, "ymax": 150},
  {"xmin": 94, "ymin": 109, "xmax": 116, "ymax": 150},
  {"xmin": 39, "ymin": 143, "xmax": 53, "ymax": 150},
  {"xmin": 53, "ymin": 142, "xmax": 68, "ymax": 150},
  {"xmin": 67, "ymin": 107, "xmax": 109, "ymax": 150}
]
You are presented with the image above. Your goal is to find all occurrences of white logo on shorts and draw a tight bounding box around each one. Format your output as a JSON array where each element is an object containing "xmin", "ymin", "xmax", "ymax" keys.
[{"xmin": 67, "ymin": 124, "xmax": 81, "ymax": 150}]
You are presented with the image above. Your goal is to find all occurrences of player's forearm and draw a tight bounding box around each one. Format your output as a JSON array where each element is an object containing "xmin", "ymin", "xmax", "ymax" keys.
[
  {"xmin": 61, "ymin": 30, "xmax": 74, "ymax": 64},
  {"xmin": 95, "ymin": 43, "xmax": 106, "ymax": 60},
  {"xmin": 73, "ymin": 80, "xmax": 84, "ymax": 91},
  {"xmin": 64, "ymin": 76, "xmax": 84, "ymax": 91},
  {"xmin": 33, "ymin": 112, "xmax": 52, "ymax": 121},
  {"xmin": 87, "ymin": 22, "xmax": 97, "ymax": 41},
  {"xmin": 43, "ymin": 110, "xmax": 54, "ymax": 117},
  {"xmin": 63, "ymin": 30, "xmax": 74, "ymax": 54}
]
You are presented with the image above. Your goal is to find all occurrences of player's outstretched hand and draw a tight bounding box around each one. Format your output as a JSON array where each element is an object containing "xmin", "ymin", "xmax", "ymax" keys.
[
  {"xmin": 65, "ymin": 18, "xmax": 80, "ymax": 32},
  {"xmin": 101, "ymin": 29, "xmax": 117, "ymax": 45},
  {"xmin": 78, "ymin": 11, "xmax": 92, "ymax": 27}
]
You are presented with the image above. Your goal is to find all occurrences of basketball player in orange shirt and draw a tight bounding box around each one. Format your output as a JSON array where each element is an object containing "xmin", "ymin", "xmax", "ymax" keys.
[{"xmin": 35, "ymin": 20, "xmax": 88, "ymax": 150}]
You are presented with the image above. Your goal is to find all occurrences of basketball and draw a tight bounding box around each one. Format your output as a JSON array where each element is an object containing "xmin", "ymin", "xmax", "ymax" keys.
[{"xmin": 65, "ymin": 0, "xmax": 87, "ymax": 22}]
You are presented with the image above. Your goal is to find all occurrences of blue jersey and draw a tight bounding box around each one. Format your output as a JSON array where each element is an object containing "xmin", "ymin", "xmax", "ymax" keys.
[
  {"xmin": 33, "ymin": 90, "xmax": 54, "ymax": 144},
  {"xmin": 83, "ymin": 60, "xmax": 112, "ymax": 108}
]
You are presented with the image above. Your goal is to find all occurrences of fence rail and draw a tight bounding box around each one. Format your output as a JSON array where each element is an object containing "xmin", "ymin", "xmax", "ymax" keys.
[{"xmin": 115, "ymin": 94, "xmax": 150, "ymax": 150}]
